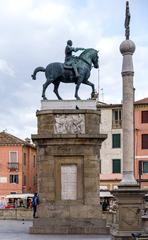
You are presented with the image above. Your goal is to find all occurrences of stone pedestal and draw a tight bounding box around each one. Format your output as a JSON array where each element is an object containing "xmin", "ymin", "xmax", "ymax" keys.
[
  {"xmin": 30, "ymin": 100, "xmax": 108, "ymax": 234},
  {"xmin": 111, "ymin": 188, "xmax": 147, "ymax": 240}
]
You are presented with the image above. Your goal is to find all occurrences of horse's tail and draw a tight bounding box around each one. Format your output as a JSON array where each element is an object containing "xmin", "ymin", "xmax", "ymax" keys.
[{"xmin": 31, "ymin": 67, "xmax": 45, "ymax": 80}]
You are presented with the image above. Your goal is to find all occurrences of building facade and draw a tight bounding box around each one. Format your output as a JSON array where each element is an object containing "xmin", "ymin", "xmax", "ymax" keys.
[
  {"xmin": 99, "ymin": 103, "xmax": 122, "ymax": 190},
  {"xmin": 134, "ymin": 98, "xmax": 148, "ymax": 188},
  {"xmin": 0, "ymin": 131, "xmax": 37, "ymax": 197},
  {"xmin": 99, "ymin": 98, "xmax": 148, "ymax": 190}
]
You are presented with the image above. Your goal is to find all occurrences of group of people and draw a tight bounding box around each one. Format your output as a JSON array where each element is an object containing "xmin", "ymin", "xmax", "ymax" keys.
[{"xmin": 102, "ymin": 198, "xmax": 118, "ymax": 213}]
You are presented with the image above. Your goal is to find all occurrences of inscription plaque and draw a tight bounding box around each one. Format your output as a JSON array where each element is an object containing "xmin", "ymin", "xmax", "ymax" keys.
[{"xmin": 61, "ymin": 165, "xmax": 77, "ymax": 200}]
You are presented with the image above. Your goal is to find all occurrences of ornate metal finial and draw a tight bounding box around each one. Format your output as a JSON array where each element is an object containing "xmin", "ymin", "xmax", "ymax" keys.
[{"xmin": 124, "ymin": 1, "xmax": 130, "ymax": 40}]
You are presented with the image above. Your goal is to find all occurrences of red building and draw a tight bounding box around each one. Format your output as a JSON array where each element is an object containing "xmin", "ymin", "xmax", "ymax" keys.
[
  {"xmin": 0, "ymin": 131, "xmax": 37, "ymax": 198},
  {"xmin": 134, "ymin": 98, "xmax": 148, "ymax": 188}
]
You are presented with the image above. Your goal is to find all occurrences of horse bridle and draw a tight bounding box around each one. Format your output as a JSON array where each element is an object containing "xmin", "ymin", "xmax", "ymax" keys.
[
  {"xmin": 79, "ymin": 57, "xmax": 92, "ymax": 69},
  {"xmin": 79, "ymin": 52, "xmax": 98, "ymax": 69}
]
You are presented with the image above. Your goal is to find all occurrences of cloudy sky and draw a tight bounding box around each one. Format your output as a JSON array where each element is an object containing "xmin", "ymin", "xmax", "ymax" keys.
[{"xmin": 0, "ymin": 0, "xmax": 148, "ymax": 139}]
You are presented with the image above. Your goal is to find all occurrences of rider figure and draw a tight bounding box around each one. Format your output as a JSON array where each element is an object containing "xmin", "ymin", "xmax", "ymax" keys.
[{"xmin": 64, "ymin": 40, "xmax": 84, "ymax": 78}]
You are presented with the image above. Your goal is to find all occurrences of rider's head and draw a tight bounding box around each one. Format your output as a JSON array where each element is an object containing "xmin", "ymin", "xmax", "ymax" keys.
[{"xmin": 67, "ymin": 40, "xmax": 72, "ymax": 46}]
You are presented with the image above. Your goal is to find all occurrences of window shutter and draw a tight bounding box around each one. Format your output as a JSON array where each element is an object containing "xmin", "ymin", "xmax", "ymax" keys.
[
  {"xmin": 142, "ymin": 134, "xmax": 148, "ymax": 149},
  {"xmin": 112, "ymin": 134, "xmax": 121, "ymax": 148},
  {"xmin": 143, "ymin": 162, "xmax": 148, "ymax": 173},
  {"xmin": 142, "ymin": 111, "xmax": 148, "ymax": 123},
  {"xmin": 112, "ymin": 159, "xmax": 121, "ymax": 173}
]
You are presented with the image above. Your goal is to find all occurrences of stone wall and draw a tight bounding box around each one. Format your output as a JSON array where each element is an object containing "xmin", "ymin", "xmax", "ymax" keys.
[{"xmin": 0, "ymin": 209, "xmax": 33, "ymax": 220}]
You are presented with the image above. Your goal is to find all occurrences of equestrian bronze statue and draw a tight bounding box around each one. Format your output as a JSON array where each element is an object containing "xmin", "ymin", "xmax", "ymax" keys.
[{"xmin": 31, "ymin": 41, "xmax": 99, "ymax": 100}]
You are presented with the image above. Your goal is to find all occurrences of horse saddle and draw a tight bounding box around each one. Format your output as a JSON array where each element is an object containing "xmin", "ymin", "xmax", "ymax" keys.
[{"xmin": 63, "ymin": 64, "xmax": 73, "ymax": 70}]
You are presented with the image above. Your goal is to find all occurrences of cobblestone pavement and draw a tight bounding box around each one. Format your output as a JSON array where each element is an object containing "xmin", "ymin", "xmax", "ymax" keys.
[{"xmin": 0, "ymin": 220, "xmax": 111, "ymax": 240}]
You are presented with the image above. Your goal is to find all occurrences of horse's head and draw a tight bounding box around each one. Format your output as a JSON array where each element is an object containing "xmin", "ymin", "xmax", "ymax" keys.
[
  {"xmin": 79, "ymin": 48, "xmax": 99, "ymax": 69},
  {"xmin": 91, "ymin": 49, "xmax": 99, "ymax": 69}
]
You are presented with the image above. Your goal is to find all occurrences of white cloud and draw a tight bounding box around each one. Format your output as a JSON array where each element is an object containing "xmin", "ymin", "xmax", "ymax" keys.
[
  {"xmin": 30, "ymin": 2, "xmax": 70, "ymax": 25},
  {"xmin": 0, "ymin": 0, "xmax": 147, "ymax": 139},
  {"xmin": 0, "ymin": 59, "xmax": 15, "ymax": 77},
  {"xmin": 134, "ymin": 45, "xmax": 148, "ymax": 100},
  {"xmin": 1, "ymin": 0, "xmax": 32, "ymax": 17}
]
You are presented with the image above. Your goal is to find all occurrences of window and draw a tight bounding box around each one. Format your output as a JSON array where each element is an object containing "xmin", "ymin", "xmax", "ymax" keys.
[
  {"xmin": 8, "ymin": 152, "xmax": 18, "ymax": 169},
  {"xmin": 112, "ymin": 159, "xmax": 121, "ymax": 173},
  {"xmin": 33, "ymin": 176, "xmax": 37, "ymax": 185},
  {"xmin": 143, "ymin": 162, "xmax": 148, "ymax": 173},
  {"xmin": 9, "ymin": 151, "xmax": 18, "ymax": 162},
  {"xmin": 10, "ymin": 175, "xmax": 19, "ymax": 184},
  {"xmin": 23, "ymin": 175, "xmax": 26, "ymax": 185},
  {"xmin": 33, "ymin": 155, "xmax": 36, "ymax": 167},
  {"xmin": 112, "ymin": 134, "xmax": 121, "ymax": 148},
  {"xmin": 112, "ymin": 109, "xmax": 122, "ymax": 128},
  {"xmin": 139, "ymin": 161, "xmax": 148, "ymax": 174},
  {"xmin": 142, "ymin": 111, "xmax": 148, "ymax": 123},
  {"xmin": 23, "ymin": 153, "xmax": 26, "ymax": 166},
  {"xmin": 100, "ymin": 160, "xmax": 101, "ymax": 174},
  {"xmin": 142, "ymin": 134, "xmax": 148, "ymax": 149}
]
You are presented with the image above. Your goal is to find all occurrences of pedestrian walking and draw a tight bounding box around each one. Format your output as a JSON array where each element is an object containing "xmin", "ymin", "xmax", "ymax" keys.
[{"xmin": 32, "ymin": 193, "xmax": 39, "ymax": 218}]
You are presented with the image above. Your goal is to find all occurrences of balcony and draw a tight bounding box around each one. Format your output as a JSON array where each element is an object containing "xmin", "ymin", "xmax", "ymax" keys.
[
  {"xmin": 112, "ymin": 120, "xmax": 122, "ymax": 129},
  {"xmin": 8, "ymin": 162, "xmax": 19, "ymax": 170}
]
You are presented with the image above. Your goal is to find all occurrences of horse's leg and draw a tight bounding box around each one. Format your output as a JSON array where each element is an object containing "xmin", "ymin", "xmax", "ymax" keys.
[
  {"xmin": 75, "ymin": 79, "xmax": 82, "ymax": 100},
  {"xmin": 83, "ymin": 80, "xmax": 95, "ymax": 97},
  {"xmin": 42, "ymin": 81, "xmax": 50, "ymax": 100},
  {"xmin": 53, "ymin": 81, "xmax": 62, "ymax": 100}
]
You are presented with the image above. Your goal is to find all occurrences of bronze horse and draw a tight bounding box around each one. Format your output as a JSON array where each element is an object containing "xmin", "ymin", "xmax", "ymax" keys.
[{"xmin": 31, "ymin": 48, "xmax": 99, "ymax": 100}]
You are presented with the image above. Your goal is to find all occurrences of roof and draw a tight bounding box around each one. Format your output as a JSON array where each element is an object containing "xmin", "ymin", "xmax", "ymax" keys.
[
  {"xmin": 0, "ymin": 131, "xmax": 35, "ymax": 148},
  {"xmin": 97, "ymin": 98, "xmax": 148, "ymax": 109},
  {"xmin": 135, "ymin": 98, "xmax": 148, "ymax": 105},
  {"xmin": 5, "ymin": 193, "xmax": 34, "ymax": 199},
  {"xmin": 97, "ymin": 102, "xmax": 122, "ymax": 109},
  {"xmin": 100, "ymin": 191, "xmax": 114, "ymax": 198}
]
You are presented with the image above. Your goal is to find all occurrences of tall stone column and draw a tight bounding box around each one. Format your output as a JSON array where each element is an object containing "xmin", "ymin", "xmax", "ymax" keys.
[
  {"xmin": 111, "ymin": 2, "xmax": 147, "ymax": 240},
  {"xmin": 119, "ymin": 39, "xmax": 137, "ymax": 186}
]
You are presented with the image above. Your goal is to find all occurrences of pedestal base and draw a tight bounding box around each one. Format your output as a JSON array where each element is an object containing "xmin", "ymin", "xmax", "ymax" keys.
[
  {"xmin": 31, "ymin": 105, "xmax": 107, "ymax": 234},
  {"xmin": 41, "ymin": 100, "xmax": 97, "ymax": 110},
  {"xmin": 30, "ymin": 218, "xmax": 109, "ymax": 234},
  {"xmin": 111, "ymin": 188, "xmax": 147, "ymax": 240}
]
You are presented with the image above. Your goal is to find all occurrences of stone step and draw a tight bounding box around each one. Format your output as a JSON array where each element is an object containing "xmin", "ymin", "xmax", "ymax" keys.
[{"xmin": 30, "ymin": 218, "xmax": 110, "ymax": 234}]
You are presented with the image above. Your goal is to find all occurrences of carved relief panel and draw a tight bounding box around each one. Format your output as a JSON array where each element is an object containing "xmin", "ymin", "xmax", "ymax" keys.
[{"xmin": 54, "ymin": 114, "xmax": 85, "ymax": 134}]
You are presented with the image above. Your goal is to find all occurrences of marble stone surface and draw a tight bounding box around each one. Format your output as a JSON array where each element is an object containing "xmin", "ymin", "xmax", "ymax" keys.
[
  {"xmin": 54, "ymin": 114, "xmax": 85, "ymax": 134},
  {"xmin": 41, "ymin": 100, "xmax": 97, "ymax": 110},
  {"xmin": 61, "ymin": 165, "xmax": 77, "ymax": 200}
]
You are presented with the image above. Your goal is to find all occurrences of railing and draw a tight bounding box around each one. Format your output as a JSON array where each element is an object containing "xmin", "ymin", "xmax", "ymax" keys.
[
  {"xmin": 8, "ymin": 162, "xmax": 19, "ymax": 170},
  {"xmin": 112, "ymin": 120, "xmax": 122, "ymax": 129}
]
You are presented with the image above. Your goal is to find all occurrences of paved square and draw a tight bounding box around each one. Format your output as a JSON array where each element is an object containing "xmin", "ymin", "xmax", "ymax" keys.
[{"xmin": 0, "ymin": 220, "xmax": 111, "ymax": 240}]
